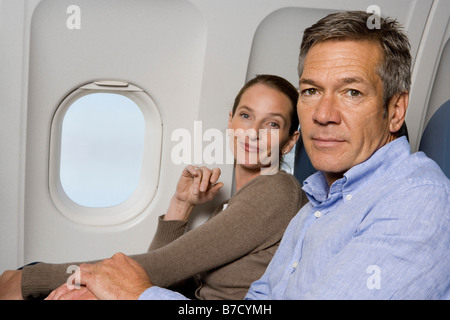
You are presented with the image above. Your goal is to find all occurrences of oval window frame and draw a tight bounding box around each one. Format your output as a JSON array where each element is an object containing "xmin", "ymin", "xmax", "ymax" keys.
[{"xmin": 49, "ymin": 81, "xmax": 162, "ymax": 226}]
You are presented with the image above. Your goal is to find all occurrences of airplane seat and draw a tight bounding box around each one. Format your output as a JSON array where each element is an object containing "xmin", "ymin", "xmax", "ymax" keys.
[
  {"xmin": 419, "ymin": 99, "xmax": 450, "ymax": 178},
  {"xmin": 293, "ymin": 133, "xmax": 317, "ymax": 185}
]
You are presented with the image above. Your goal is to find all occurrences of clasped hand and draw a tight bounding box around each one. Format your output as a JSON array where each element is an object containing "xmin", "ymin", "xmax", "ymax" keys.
[{"xmin": 45, "ymin": 253, "xmax": 151, "ymax": 300}]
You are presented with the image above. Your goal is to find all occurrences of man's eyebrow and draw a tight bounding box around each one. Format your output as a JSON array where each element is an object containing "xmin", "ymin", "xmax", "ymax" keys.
[
  {"xmin": 341, "ymin": 77, "xmax": 367, "ymax": 85},
  {"xmin": 299, "ymin": 77, "xmax": 369, "ymax": 86},
  {"xmin": 299, "ymin": 78, "xmax": 319, "ymax": 87}
]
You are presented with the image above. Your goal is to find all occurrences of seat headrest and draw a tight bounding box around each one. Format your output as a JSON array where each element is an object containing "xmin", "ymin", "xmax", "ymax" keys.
[{"xmin": 419, "ymin": 99, "xmax": 450, "ymax": 178}]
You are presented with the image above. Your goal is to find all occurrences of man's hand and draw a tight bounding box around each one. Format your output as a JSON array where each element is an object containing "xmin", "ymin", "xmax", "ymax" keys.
[
  {"xmin": 0, "ymin": 270, "xmax": 23, "ymax": 300},
  {"xmin": 46, "ymin": 253, "xmax": 152, "ymax": 300}
]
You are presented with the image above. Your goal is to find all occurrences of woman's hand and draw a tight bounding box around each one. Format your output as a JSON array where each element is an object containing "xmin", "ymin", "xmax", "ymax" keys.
[
  {"xmin": 45, "ymin": 283, "xmax": 97, "ymax": 300},
  {"xmin": 165, "ymin": 165, "xmax": 223, "ymax": 221}
]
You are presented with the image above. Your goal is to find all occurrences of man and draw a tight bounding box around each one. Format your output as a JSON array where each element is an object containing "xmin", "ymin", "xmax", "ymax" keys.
[
  {"xmin": 245, "ymin": 11, "xmax": 449, "ymax": 299},
  {"xmin": 48, "ymin": 10, "xmax": 450, "ymax": 300}
]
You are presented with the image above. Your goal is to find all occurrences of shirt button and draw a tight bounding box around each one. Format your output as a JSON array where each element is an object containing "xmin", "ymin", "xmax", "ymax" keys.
[
  {"xmin": 292, "ymin": 262, "xmax": 298, "ymax": 269},
  {"xmin": 346, "ymin": 194, "xmax": 352, "ymax": 201},
  {"xmin": 314, "ymin": 211, "xmax": 322, "ymax": 218}
]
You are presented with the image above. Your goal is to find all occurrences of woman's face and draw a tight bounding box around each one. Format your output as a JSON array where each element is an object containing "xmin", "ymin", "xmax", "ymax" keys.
[{"xmin": 228, "ymin": 83, "xmax": 298, "ymax": 171}]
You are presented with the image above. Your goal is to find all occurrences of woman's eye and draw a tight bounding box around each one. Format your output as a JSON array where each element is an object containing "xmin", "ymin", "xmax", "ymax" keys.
[
  {"xmin": 240, "ymin": 113, "xmax": 250, "ymax": 119},
  {"xmin": 268, "ymin": 122, "xmax": 280, "ymax": 128}
]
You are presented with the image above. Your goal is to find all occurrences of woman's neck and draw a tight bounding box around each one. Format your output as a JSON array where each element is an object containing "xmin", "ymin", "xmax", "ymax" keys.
[{"xmin": 234, "ymin": 165, "xmax": 263, "ymax": 191}]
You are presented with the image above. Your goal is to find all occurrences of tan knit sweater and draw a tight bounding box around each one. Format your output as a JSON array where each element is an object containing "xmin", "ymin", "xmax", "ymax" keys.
[{"xmin": 21, "ymin": 170, "xmax": 307, "ymax": 299}]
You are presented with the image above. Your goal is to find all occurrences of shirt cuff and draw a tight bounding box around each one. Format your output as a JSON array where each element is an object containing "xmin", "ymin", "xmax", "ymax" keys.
[{"xmin": 138, "ymin": 286, "xmax": 190, "ymax": 300}]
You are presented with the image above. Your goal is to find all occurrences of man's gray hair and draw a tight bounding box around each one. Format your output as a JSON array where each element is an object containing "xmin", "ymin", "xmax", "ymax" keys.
[{"xmin": 298, "ymin": 11, "xmax": 412, "ymax": 118}]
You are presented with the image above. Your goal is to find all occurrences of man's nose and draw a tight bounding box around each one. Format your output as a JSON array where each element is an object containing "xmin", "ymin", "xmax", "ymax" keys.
[{"xmin": 313, "ymin": 93, "xmax": 341, "ymax": 125}]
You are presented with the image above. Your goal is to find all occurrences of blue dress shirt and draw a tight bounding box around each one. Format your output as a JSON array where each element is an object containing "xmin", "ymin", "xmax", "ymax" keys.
[
  {"xmin": 245, "ymin": 136, "xmax": 450, "ymax": 300},
  {"xmin": 139, "ymin": 137, "xmax": 450, "ymax": 300}
]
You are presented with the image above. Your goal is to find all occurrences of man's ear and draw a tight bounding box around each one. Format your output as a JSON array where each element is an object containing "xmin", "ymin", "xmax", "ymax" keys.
[{"xmin": 388, "ymin": 92, "xmax": 409, "ymax": 134}]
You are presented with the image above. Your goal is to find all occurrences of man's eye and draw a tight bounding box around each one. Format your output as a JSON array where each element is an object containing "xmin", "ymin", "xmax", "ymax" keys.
[
  {"xmin": 346, "ymin": 89, "xmax": 361, "ymax": 98},
  {"xmin": 302, "ymin": 88, "xmax": 317, "ymax": 95}
]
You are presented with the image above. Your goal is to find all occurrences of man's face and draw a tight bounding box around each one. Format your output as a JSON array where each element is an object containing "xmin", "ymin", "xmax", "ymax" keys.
[{"xmin": 298, "ymin": 40, "xmax": 392, "ymax": 185}]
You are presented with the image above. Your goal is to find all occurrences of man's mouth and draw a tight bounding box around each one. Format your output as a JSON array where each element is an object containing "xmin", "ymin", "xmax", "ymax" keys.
[{"xmin": 312, "ymin": 136, "xmax": 345, "ymax": 148}]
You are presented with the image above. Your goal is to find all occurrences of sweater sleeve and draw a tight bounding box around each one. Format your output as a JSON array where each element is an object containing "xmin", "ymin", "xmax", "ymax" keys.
[
  {"xmin": 21, "ymin": 261, "xmax": 91, "ymax": 299},
  {"xmin": 147, "ymin": 215, "xmax": 188, "ymax": 251},
  {"xmin": 20, "ymin": 215, "xmax": 187, "ymax": 299},
  {"xmin": 131, "ymin": 171, "xmax": 305, "ymax": 288}
]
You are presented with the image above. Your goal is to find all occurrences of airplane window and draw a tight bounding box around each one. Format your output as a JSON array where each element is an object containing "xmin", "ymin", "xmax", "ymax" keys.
[
  {"xmin": 49, "ymin": 82, "xmax": 162, "ymax": 226},
  {"xmin": 60, "ymin": 93, "xmax": 145, "ymax": 207}
]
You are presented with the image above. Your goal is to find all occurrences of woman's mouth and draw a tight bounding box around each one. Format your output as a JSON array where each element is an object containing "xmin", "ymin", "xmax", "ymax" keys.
[{"xmin": 240, "ymin": 141, "xmax": 259, "ymax": 153}]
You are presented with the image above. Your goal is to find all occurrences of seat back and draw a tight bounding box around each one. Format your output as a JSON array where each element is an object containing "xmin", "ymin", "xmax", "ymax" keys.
[
  {"xmin": 293, "ymin": 134, "xmax": 317, "ymax": 184},
  {"xmin": 419, "ymin": 100, "xmax": 450, "ymax": 178}
]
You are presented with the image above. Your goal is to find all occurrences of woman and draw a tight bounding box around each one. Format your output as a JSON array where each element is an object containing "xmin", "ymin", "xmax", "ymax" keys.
[{"xmin": 12, "ymin": 75, "xmax": 309, "ymax": 300}]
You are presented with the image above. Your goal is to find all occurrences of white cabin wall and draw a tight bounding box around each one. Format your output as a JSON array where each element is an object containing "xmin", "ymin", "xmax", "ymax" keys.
[
  {"xmin": 0, "ymin": 0, "xmax": 40, "ymax": 271},
  {"xmin": 421, "ymin": 1, "xmax": 450, "ymax": 129},
  {"xmin": 24, "ymin": 0, "xmax": 209, "ymax": 264}
]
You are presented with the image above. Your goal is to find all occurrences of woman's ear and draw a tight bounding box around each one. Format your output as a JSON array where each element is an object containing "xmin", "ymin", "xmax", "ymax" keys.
[
  {"xmin": 388, "ymin": 92, "xmax": 409, "ymax": 134},
  {"xmin": 282, "ymin": 131, "xmax": 300, "ymax": 155},
  {"xmin": 228, "ymin": 111, "xmax": 233, "ymax": 129}
]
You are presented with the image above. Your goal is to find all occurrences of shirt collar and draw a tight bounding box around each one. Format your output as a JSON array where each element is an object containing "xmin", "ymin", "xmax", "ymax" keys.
[{"xmin": 303, "ymin": 136, "xmax": 411, "ymax": 206}]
